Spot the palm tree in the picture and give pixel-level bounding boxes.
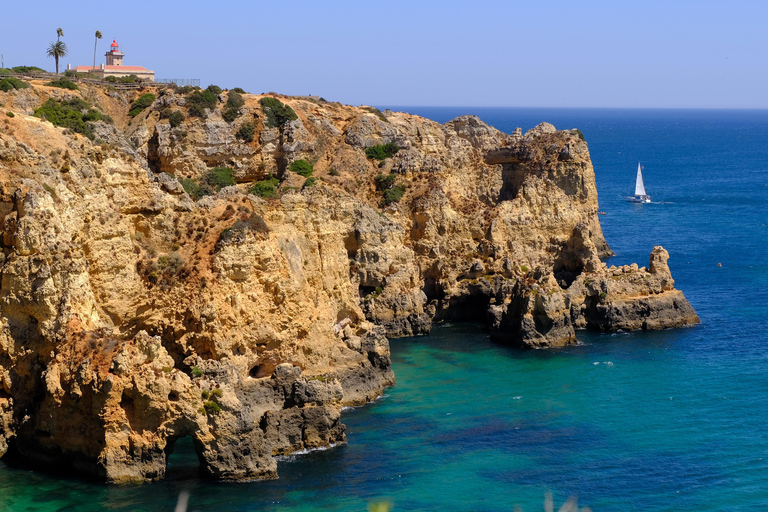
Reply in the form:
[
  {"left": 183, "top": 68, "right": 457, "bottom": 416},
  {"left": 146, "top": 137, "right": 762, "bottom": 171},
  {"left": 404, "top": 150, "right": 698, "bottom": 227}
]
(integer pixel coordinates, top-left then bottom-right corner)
[
  {"left": 47, "top": 41, "right": 68, "bottom": 74},
  {"left": 93, "top": 30, "right": 102, "bottom": 71},
  {"left": 56, "top": 27, "right": 64, "bottom": 41}
]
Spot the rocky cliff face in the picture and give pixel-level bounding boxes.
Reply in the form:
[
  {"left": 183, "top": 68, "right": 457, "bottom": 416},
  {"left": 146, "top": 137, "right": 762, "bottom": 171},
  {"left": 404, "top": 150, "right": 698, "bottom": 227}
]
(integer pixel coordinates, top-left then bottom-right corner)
[{"left": 0, "top": 81, "right": 698, "bottom": 482}]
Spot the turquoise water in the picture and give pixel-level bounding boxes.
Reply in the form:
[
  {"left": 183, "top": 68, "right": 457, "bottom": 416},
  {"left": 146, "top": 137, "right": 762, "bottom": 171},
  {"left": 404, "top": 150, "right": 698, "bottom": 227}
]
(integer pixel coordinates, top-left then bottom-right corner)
[{"left": 2, "top": 108, "right": 767, "bottom": 511}]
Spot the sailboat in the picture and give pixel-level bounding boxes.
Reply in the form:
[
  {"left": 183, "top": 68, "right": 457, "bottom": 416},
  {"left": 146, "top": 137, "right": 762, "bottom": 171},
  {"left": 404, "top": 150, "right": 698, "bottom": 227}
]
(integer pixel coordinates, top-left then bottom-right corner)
[{"left": 627, "top": 162, "right": 651, "bottom": 203}]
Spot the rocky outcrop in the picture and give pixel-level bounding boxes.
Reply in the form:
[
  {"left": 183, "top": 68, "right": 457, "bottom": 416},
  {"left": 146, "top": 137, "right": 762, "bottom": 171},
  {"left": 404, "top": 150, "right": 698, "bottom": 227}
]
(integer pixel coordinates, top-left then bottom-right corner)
[{"left": 0, "top": 82, "right": 697, "bottom": 482}]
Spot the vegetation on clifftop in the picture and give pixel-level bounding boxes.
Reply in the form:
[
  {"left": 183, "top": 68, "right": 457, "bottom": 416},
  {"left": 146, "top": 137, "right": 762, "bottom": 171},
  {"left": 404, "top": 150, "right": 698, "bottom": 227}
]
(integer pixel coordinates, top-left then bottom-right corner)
[
  {"left": 34, "top": 98, "right": 111, "bottom": 140},
  {"left": 259, "top": 97, "right": 297, "bottom": 128}
]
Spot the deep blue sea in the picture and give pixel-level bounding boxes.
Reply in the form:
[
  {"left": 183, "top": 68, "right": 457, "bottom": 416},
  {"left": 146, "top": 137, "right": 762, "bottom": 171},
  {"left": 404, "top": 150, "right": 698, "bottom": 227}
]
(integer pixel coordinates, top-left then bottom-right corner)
[{"left": 2, "top": 108, "right": 767, "bottom": 511}]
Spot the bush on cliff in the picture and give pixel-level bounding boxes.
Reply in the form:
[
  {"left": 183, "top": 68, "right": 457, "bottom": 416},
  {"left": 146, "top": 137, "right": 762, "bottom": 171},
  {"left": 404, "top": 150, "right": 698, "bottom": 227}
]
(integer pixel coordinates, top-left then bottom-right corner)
[
  {"left": 0, "top": 78, "right": 30, "bottom": 92},
  {"left": 223, "top": 91, "right": 245, "bottom": 123},
  {"left": 375, "top": 173, "right": 406, "bottom": 205},
  {"left": 180, "top": 167, "right": 236, "bottom": 200},
  {"left": 236, "top": 121, "right": 254, "bottom": 142},
  {"left": 249, "top": 175, "right": 280, "bottom": 198},
  {"left": 45, "top": 77, "right": 78, "bottom": 90},
  {"left": 204, "top": 166, "right": 236, "bottom": 190},
  {"left": 10, "top": 66, "right": 45, "bottom": 74},
  {"left": 288, "top": 159, "right": 313, "bottom": 177},
  {"left": 168, "top": 110, "right": 185, "bottom": 128},
  {"left": 259, "top": 97, "right": 297, "bottom": 128},
  {"left": 365, "top": 142, "right": 400, "bottom": 160},
  {"left": 186, "top": 89, "right": 218, "bottom": 118},
  {"left": 129, "top": 93, "right": 156, "bottom": 117},
  {"left": 34, "top": 98, "right": 98, "bottom": 140}
]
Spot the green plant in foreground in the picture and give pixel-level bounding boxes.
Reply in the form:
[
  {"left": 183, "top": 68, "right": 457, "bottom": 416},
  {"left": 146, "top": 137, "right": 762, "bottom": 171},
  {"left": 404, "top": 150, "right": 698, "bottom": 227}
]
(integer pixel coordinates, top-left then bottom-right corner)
[
  {"left": 303, "top": 177, "right": 317, "bottom": 188},
  {"left": 191, "top": 366, "right": 203, "bottom": 378},
  {"left": 289, "top": 159, "right": 313, "bottom": 177}
]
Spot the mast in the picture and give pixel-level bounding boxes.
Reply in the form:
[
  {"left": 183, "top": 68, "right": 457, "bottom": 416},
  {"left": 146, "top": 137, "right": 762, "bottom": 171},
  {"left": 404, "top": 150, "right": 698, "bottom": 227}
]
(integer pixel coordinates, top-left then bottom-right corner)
[{"left": 635, "top": 162, "right": 646, "bottom": 196}]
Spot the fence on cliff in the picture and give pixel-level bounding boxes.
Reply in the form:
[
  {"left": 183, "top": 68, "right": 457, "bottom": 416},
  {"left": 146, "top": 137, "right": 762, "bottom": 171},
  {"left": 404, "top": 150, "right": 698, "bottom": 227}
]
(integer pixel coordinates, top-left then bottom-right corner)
[{"left": 0, "top": 71, "right": 200, "bottom": 90}]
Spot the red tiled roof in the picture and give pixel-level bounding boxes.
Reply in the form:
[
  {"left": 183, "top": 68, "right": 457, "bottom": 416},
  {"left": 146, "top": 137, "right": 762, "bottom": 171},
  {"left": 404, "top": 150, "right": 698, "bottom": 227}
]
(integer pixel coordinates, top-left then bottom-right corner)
[
  {"left": 71, "top": 65, "right": 152, "bottom": 72},
  {"left": 104, "top": 66, "right": 151, "bottom": 72}
]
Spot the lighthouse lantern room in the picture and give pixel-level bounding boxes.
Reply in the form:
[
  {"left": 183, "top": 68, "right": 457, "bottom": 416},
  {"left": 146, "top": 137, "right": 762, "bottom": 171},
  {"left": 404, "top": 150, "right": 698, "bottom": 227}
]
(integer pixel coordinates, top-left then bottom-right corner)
[{"left": 105, "top": 39, "right": 124, "bottom": 66}]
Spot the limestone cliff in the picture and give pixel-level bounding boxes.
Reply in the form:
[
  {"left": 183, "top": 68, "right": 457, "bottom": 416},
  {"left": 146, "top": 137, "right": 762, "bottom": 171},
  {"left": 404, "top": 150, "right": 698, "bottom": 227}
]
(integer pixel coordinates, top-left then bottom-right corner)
[{"left": 0, "top": 81, "right": 698, "bottom": 482}]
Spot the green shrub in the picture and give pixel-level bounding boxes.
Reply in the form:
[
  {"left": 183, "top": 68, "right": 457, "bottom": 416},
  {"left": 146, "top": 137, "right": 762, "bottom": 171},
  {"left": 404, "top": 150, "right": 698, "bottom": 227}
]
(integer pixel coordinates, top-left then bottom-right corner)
[
  {"left": 180, "top": 177, "right": 208, "bottom": 200},
  {"left": 206, "top": 84, "right": 222, "bottom": 95},
  {"left": 187, "top": 89, "right": 217, "bottom": 117},
  {"left": 204, "top": 166, "right": 236, "bottom": 189},
  {"left": 203, "top": 401, "right": 221, "bottom": 415},
  {"left": 236, "top": 121, "right": 254, "bottom": 142},
  {"left": 226, "top": 91, "right": 244, "bottom": 109},
  {"left": 365, "top": 142, "right": 400, "bottom": 160},
  {"left": 168, "top": 110, "right": 185, "bottom": 128},
  {"left": 187, "top": 104, "right": 205, "bottom": 118},
  {"left": 383, "top": 185, "right": 406, "bottom": 205},
  {"left": 6, "top": 112, "right": 14, "bottom": 118},
  {"left": 34, "top": 98, "right": 96, "bottom": 140},
  {"left": 201, "top": 390, "right": 209, "bottom": 399},
  {"left": 231, "top": 87, "right": 246, "bottom": 94},
  {"left": 104, "top": 75, "right": 138, "bottom": 84},
  {"left": 129, "top": 93, "right": 156, "bottom": 117},
  {"left": 82, "top": 108, "right": 103, "bottom": 122},
  {"left": 289, "top": 159, "right": 313, "bottom": 177},
  {"left": 574, "top": 128, "right": 585, "bottom": 141},
  {"left": 329, "top": 168, "right": 339, "bottom": 176},
  {"left": 249, "top": 175, "right": 280, "bottom": 198},
  {"left": 374, "top": 173, "right": 397, "bottom": 190},
  {"left": 0, "top": 78, "right": 30, "bottom": 92},
  {"left": 374, "top": 173, "right": 405, "bottom": 205},
  {"left": 178, "top": 85, "right": 198, "bottom": 95},
  {"left": 259, "top": 97, "right": 297, "bottom": 128},
  {"left": 191, "top": 366, "right": 203, "bottom": 377},
  {"left": 11, "top": 66, "right": 45, "bottom": 74},
  {"left": 45, "top": 77, "right": 78, "bottom": 90},
  {"left": 222, "top": 107, "right": 239, "bottom": 123},
  {"left": 303, "top": 177, "right": 317, "bottom": 188}
]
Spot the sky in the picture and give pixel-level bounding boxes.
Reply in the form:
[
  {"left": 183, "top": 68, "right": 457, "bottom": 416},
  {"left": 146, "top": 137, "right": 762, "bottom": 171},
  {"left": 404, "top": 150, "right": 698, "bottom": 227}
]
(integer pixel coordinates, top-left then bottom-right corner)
[{"left": 2, "top": 0, "right": 766, "bottom": 108}]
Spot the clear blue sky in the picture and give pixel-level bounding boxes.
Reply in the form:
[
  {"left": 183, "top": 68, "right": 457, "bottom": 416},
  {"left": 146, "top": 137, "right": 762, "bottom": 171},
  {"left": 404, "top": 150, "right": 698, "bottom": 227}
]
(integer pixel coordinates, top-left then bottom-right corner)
[{"left": 2, "top": 0, "right": 766, "bottom": 108}]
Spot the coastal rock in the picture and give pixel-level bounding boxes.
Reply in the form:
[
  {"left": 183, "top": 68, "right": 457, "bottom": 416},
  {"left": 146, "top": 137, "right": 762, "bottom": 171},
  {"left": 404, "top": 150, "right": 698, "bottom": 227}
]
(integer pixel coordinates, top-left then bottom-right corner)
[{"left": 0, "top": 82, "right": 698, "bottom": 482}]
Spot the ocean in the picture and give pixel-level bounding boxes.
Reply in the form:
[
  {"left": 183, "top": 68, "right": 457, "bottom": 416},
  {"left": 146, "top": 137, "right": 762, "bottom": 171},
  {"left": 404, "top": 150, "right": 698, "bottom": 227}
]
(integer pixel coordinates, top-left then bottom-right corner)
[{"left": 1, "top": 107, "right": 767, "bottom": 511}]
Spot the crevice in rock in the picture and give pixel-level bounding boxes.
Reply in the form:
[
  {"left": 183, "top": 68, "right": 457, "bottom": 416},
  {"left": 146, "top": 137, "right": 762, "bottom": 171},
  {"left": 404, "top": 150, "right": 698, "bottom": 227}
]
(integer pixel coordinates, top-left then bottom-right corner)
[
  {"left": 146, "top": 131, "right": 161, "bottom": 174},
  {"left": 499, "top": 163, "right": 525, "bottom": 201}
]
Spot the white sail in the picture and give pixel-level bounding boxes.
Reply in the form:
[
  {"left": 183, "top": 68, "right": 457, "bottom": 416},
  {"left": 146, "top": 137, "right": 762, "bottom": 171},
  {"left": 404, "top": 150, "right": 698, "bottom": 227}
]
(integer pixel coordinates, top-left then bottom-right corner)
[{"left": 634, "top": 162, "right": 647, "bottom": 196}]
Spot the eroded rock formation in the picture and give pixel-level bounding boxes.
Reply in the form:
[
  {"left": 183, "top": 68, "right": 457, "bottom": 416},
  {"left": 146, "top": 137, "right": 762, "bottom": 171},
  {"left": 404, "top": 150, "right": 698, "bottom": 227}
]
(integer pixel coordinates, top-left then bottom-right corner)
[{"left": 0, "top": 81, "right": 697, "bottom": 482}]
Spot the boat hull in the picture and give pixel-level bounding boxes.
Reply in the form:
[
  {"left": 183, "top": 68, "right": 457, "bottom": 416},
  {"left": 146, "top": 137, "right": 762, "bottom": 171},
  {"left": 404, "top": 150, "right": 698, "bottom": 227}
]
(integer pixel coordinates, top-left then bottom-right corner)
[{"left": 627, "top": 195, "right": 651, "bottom": 203}]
